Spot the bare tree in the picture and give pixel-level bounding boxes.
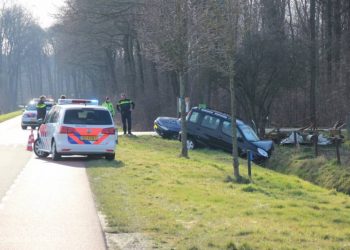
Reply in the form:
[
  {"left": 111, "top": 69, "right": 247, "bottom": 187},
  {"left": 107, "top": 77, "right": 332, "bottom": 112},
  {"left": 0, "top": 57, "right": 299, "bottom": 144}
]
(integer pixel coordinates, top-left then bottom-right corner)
[{"left": 138, "top": 0, "right": 200, "bottom": 158}]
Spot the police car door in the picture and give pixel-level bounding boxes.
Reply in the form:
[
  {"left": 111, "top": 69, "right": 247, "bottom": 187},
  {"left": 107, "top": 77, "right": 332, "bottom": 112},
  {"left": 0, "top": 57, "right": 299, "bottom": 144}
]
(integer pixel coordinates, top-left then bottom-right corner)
[
  {"left": 46, "top": 107, "right": 60, "bottom": 152},
  {"left": 39, "top": 108, "right": 55, "bottom": 151}
]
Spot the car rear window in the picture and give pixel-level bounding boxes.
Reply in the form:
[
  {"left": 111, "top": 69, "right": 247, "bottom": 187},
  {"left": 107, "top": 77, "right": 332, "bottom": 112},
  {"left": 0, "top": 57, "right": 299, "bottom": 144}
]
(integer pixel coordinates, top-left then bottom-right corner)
[{"left": 64, "top": 109, "right": 112, "bottom": 125}]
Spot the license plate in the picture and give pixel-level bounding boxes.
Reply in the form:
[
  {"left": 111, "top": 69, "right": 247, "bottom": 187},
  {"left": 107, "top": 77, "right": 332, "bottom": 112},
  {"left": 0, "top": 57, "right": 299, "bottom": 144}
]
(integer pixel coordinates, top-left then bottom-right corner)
[{"left": 81, "top": 136, "right": 98, "bottom": 141}]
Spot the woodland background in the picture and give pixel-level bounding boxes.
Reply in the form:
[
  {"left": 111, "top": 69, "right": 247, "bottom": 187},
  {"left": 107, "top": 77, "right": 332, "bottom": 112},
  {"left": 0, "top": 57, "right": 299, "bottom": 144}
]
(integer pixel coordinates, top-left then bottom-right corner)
[{"left": 0, "top": 0, "right": 349, "bottom": 132}]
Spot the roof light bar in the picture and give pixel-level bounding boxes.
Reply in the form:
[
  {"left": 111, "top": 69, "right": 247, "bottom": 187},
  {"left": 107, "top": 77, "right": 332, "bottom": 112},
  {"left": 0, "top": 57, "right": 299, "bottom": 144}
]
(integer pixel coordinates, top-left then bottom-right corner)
[{"left": 58, "top": 99, "right": 99, "bottom": 106}]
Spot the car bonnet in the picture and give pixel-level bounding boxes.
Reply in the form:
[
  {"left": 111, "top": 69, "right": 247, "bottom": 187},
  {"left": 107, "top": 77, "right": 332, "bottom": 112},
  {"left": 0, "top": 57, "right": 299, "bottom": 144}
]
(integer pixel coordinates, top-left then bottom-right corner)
[{"left": 250, "top": 140, "right": 273, "bottom": 151}]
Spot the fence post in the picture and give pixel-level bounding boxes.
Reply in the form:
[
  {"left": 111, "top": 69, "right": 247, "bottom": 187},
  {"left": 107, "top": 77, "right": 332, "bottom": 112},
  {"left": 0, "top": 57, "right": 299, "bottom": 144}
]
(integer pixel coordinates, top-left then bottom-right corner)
[
  {"left": 312, "top": 132, "right": 318, "bottom": 157},
  {"left": 247, "top": 150, "right": 252, "bottom": 180},
  {"left": 293, "top": 131, "right": 300, "bottom": 150},
  {"left": 336, "top": 138, "right": 341, "bottom": 165}
]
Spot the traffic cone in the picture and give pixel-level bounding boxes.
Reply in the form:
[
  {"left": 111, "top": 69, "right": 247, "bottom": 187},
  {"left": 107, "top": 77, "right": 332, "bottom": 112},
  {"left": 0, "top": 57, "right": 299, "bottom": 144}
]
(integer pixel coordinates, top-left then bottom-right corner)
[
  {"left": 26, "top": 130, "right": 33, "bottom": 151},
  {"left": 29, "top": 129, "right": 34, "bottom": 143}
]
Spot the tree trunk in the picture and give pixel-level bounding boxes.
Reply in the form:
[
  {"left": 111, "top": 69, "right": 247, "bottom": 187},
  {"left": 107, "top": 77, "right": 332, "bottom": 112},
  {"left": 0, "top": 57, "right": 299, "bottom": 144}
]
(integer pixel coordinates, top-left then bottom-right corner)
[
  {"left": 229, "top": 60, "right": 240, "bottom": 180},
  {"left": 310, "top": 0, "right": 317, "bottom": 128},
  {"left": 179, "top": 71, "right": 188, "bottom": 158}
]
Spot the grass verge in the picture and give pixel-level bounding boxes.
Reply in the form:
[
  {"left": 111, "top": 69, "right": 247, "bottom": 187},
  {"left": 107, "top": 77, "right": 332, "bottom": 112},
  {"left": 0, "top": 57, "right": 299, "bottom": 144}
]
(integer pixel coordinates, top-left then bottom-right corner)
[
  {"left": 87, "top": 136, "right": 350, "bottom": 250},
  {"left": 0, "top": 110, "right": 22, "bottom": 123},
  {"left": 266, "top": 145, "right": 350, "bottom": 195}
]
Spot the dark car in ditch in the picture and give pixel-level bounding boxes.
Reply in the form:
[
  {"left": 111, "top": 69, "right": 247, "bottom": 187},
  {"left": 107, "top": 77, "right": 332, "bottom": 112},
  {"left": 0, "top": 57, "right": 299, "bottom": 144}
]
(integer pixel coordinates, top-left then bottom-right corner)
[
  {"left": 182, "top": 107, "right": 274, "bottom": 161},
  {"left": 154, "top": 117, "right": 181, "bottom": 139}
]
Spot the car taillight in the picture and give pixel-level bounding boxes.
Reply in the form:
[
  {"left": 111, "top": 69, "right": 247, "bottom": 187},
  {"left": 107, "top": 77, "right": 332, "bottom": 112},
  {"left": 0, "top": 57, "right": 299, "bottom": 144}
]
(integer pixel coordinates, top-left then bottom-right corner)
[
  {"left": 102, "top": 127, "right": 115, "bottom": 134},
  {"left": 59, "top": 126, "right": 76, "bottom": 134}
]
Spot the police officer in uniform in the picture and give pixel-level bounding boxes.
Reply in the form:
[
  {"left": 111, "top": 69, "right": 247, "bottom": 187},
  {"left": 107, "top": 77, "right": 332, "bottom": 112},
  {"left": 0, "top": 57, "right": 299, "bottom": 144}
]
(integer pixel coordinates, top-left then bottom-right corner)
[
  {"left": 116, "top": 93, "right": 135, "bottom": 135},
  {"left": 36, "top": 95, "right": 47, "bottom": 122}
]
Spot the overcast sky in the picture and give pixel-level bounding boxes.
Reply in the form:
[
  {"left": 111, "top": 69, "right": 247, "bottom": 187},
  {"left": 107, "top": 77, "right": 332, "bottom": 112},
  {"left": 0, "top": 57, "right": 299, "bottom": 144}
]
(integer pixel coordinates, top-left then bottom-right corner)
[{"left": 4, "top": 0, "right": 66, "bottom": 28}]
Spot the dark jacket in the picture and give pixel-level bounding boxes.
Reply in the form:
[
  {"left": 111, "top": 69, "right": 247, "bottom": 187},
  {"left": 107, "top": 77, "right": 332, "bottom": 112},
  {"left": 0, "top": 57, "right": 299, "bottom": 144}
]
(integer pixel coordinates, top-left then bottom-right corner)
[
  {"left": 36, "top": 101, "right": 47, "bottom": 121},
  {"left": 117, "top": 98, "right": 135, "bottom": 114}
]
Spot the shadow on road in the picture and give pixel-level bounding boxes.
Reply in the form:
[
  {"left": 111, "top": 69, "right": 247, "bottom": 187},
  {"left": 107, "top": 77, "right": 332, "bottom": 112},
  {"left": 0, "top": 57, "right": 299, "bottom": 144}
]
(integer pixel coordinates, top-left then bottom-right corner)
[{"left": 35, "top": 156, "right": 124, "bottom": 169}]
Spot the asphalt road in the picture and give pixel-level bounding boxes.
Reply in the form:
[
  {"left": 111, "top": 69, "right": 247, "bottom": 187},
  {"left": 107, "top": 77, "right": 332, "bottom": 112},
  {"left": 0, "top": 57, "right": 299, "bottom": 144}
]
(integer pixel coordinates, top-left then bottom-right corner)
[{"left": 0, "top": 117, "right": 106, "bottom": 250}]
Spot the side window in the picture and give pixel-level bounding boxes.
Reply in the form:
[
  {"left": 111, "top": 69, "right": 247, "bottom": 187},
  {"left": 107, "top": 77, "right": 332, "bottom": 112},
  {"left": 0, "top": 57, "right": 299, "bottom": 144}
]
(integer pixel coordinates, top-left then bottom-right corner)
[
  {"left": 188, "top": 111, "right": 200, "bottom": 123},
  {"left": 222, "top": 121, "right": 243, "bottom": 138},
  {"left": 222, "top": 121, "right": 232, "bottom": 136},
  {"left": 201, "top": 115, "right": 220, "bottom": 130}
]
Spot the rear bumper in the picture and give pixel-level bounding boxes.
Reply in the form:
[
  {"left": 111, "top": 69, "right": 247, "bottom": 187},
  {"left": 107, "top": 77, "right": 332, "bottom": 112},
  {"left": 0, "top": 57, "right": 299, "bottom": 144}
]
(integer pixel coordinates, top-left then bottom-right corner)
[
  {"left": 56, "top": 146, "right": 116, "bottom": 155},
  {"left": 56, "top": 137, "right": 116, "bottom": 155}
]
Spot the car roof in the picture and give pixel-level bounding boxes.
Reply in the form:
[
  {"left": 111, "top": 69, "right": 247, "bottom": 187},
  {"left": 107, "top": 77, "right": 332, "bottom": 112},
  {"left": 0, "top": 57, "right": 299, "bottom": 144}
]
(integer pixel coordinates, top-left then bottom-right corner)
[{"left": 191, "top": 107, "right": 245, "bottom": 125}]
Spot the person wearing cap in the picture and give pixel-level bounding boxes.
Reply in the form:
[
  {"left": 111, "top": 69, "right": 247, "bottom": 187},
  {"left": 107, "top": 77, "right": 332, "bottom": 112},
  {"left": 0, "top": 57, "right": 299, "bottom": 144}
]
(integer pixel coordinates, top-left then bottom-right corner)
[
  {"left": 102, "top": 96, "right": 115, "bottom": 118},
  {"left": 36, "top": 95, "right": 47, "bottom": 121},
  {"left": 116, "top": 93, "right": 135, "bottom": 135}
]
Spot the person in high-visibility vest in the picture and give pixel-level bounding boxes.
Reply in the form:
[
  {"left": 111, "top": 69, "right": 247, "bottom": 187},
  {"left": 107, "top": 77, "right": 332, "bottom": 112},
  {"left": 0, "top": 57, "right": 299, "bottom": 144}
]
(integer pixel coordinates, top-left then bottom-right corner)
[
  {"left": 102, "top": 96, "right": 115, "bottom": 118},
  {"left": 116, "top": 93, "right": 135, "bottom": 135},
  {"left": 36, "top": 95, "right": 47, "bottom": 121}
]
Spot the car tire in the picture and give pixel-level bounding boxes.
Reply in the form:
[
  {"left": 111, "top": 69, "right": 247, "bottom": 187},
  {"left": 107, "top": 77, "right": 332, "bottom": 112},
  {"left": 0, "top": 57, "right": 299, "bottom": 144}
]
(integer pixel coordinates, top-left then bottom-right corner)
[
  {"left": 31, "top": 126, "right": 36, "bottom": 129},
  {"left": 105, "top": 153, "right": 115, "bottom": 161},
  {"left": 51, "top": 141, "right": 61, "bottom": 161},
  {"left": 34, "top": 139, "right": 49, "bottom": 158},
  {"left": 186, "top": 138, "right": 196, "bottom": 150},
  {"left": 22, "top": 125, "right": 27, "bottom": 130}
]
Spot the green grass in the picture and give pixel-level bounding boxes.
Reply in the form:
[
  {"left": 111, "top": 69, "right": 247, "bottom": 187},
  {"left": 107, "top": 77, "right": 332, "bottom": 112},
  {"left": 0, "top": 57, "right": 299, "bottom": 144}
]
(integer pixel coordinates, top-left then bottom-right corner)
[
  {"left": 87, "top": 136, "right": 350, "bottom": 250},
  {"left": 0, "top": 110, "right": 22, "bottom": 123},
  {"left": 266, "top": 146, "right": 350, "bottom": 195}
]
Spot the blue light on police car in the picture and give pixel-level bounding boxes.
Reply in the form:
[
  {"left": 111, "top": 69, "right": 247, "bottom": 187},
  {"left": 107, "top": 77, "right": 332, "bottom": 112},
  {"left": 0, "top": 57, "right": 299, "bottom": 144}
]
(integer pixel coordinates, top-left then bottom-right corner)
[{"left": 90, "top": 99, "right": 99, "bottom": 105}]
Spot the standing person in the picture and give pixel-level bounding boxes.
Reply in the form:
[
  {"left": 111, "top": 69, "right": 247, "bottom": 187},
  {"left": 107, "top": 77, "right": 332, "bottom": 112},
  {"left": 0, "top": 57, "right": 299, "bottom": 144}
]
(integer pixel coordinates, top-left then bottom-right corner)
[
  {"left": 60, "top": 95, "right": 66, "bottom": 99},
  {"left": 116, "top": 93, "right": 135, "bottom": 135},
  {"left": 36, "top": 95, "right": 47, "bottom": 122},
  {"left": 102, "top": 96, "right": 115, "bottom": 118}
]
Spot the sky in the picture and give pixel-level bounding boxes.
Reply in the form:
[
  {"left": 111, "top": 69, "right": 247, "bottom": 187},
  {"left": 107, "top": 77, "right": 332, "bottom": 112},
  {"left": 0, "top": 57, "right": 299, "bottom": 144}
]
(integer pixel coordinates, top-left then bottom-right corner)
[{"left": 5, "top": 0, "right": 66, "bottom": 28}]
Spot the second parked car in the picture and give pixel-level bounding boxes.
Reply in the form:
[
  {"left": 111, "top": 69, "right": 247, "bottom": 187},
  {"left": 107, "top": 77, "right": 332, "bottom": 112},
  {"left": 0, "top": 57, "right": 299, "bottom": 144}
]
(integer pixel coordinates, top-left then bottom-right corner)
[
  {"left": 154, "top": 117, "right": 181, "bottom": 139},
  {"left": 21, "top": 98, "right": 55, "bottom": 129},
  {"left": 182, "top": 107, "right": 274, "bottom": 161}
]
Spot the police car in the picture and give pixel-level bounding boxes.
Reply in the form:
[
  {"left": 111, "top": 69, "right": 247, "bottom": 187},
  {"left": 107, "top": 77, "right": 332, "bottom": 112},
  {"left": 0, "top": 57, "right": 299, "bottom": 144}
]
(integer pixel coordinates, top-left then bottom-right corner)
[
  {"left": 21, "top": 98, "right": 55, "bottom": 129},
  {"left": 33, "top": 99, "right": 117, "bottom": 161}
]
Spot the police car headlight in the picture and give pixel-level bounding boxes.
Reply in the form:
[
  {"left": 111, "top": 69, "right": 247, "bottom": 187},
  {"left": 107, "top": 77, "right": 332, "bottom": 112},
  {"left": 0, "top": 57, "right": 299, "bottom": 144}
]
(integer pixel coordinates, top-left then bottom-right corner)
[{"left": 257, "top": 148, "right": 268, "bottom": 158}]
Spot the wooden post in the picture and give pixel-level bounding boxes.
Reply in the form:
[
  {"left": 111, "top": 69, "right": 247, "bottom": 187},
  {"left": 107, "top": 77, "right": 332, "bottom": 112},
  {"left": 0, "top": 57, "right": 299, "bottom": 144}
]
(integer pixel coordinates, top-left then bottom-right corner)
[
  {"left": 336, "top": 138, "right": 341, "bottom": 165},
  {"left": 347, "top": 114, "right": 350, "bottom": 140},
  {"left": 293, "top": 131, "right": 297, "bottom": 147},
  {"left": 313, "top": 132, "right": 319, "bottom": 157},
  {"left": 247, "top": 150, "right": 252, "bottom": 179}
]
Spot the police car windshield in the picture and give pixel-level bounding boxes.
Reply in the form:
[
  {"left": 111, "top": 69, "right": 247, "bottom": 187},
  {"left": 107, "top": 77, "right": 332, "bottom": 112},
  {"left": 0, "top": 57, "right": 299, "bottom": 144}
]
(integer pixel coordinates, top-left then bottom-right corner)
[
  {"left": 240, "top": 125, "right": 260, "bottom": 142},
  {"left": 26, "top": 105, "right": 36, "bottom": 111},
  {"left": 26, "top": 103, "right": 53, "bottom": 111},
  {"left": 64, "top": 109, "right": 112, "bottom": 125}
]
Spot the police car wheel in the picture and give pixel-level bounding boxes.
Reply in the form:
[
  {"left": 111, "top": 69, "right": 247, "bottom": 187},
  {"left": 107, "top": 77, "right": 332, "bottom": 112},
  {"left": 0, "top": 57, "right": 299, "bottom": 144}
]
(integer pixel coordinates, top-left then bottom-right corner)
[
  {"left": 34, "top": 139, "right": 49, "bottom": 158},
  {"left": 105, "top": 153, "right": 115, "bottom": 161},
  {"left": 22, "top": 125, "right": 27, "bottom": 130},
  {"left": 51, "top": 141, "right": 61, "bottom": 161}
]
